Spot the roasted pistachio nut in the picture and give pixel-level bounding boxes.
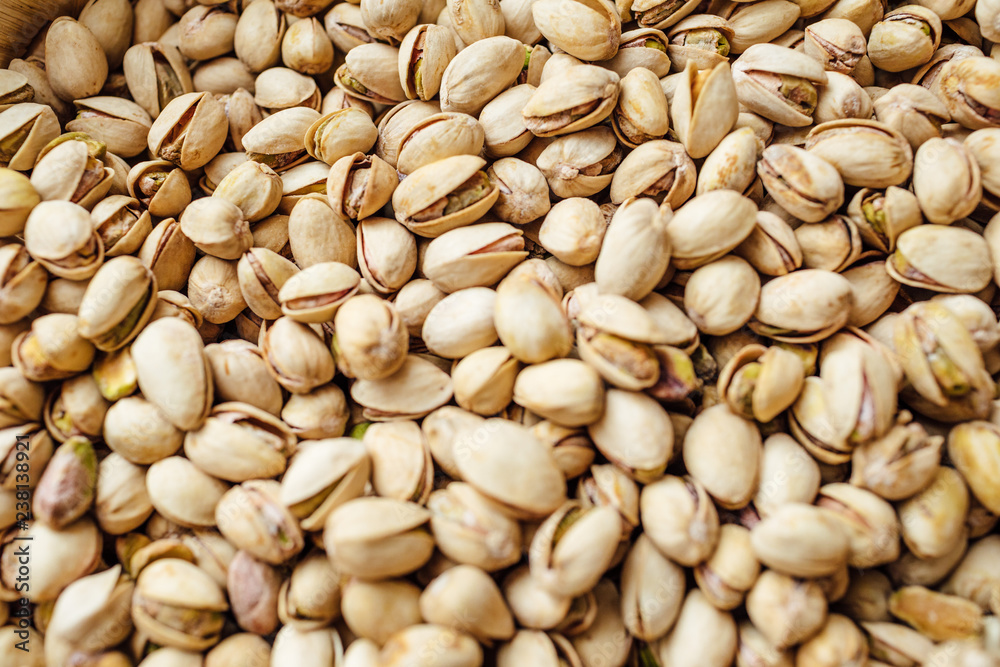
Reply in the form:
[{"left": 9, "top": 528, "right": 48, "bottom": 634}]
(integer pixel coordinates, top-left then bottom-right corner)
[
  {"left": 0, "top": 243, "right": 45, "bottom": 325},
  {"left": 733, "top": 44, "right": 829, "bottom": 127},
  {"left": 609, "top": 140, "right": 696, "bottom": 209},
  {"left": 12, "top": 313, "right": 96, "bottom": 382},
  {"left": 128, "top": 160, "right": 192, "bottom": 219},
  {"left": 522, "top": 65, "right": 620, "bottom": 138},
  {"left": 912, "top": 137, "right": 982, "bottom": 224},
  {"left": 846, "top": 186, "right": 921, "bottom": 255},
  {"left": 439, "top": 37, "right": 526, "bottom": 116},
  {"left": 398, "top": 24, "right": 458, "bottom": 101},
  {"left": 393, "top": 155, "right": 499, "bottom": 237},
  {"left": 147, "top": 92, "right": 228, "bottom": 171},
  {"left": 335, "top": 43, "right": 407, "bottom": 106},
  {"left": 215, "top": 480, "right": 304, "bottom": 565},
  {"left": 666, "top": 189, "right": 757, "bottom": 270},
  {"left": 889, "top": 224, "right": 991, "bottom": 295},
  {"left": 804, "top": 119, "right": 913, "bottom": 188},
  {"left": 423, "top": 221, "right": 527, "bottom": 292},
  {"left": 757, "top": 144, "right": 844, "bottom": 223},
  {"left": 428, "top": 481, "right": 522, "bottom": 571},
  {"left": 868, "top": 6, "right": 942, "bottom": 73},
  {"left": 0, "top": 168, "right": 39, "bottom": 236},
  {"left": 531, "top": 0, "right": 621, "bottom": 60},
  {"left": 132, "top": 558, "right": 228, "bottom": 651},
  {"left": 236, "top": 248, "right": 299, "bottom": 322},
  {"left": 888, "top": 586, "right": 983, "bottom": 641},
  {"left": 0, "top": 103, "right": 60, "bottom": 173},
  {"left": 751, "top": 269, "right": 853, "bottom": 343},
  {"left": 33, "top": 436, "right": 97, "bottom": 529},
  {"left": 322, "top": 496, "right": 433, "bottom": 579},
  {"left": 23, "top": 200, "right": 104, "bottom": 281},
  {"left": 260, "top": 316, "right": 335, "bottom": 394},
  {"left": 897, "top": 466, "right": 970, "bottom": 559},
  {"left": 872, "top": 83, "right": 950, "bottom": 150},
  {"left": 750, "top": 503, "right": 850, "bottom": 577},
  {"left": 947, "top": 422, "right": 1000, "bottom": 514},
  {"left": 77, "top": 256, "right": 156, "bottom": 352},
  {"left": 671, "top": 60, "right": 739, "bottom": 158},
  {"left": 640, "top": 475, "right": 719, "bottom": 566},
  {"left": 746, "top": 569, "right": 827, "bottom": 648}
]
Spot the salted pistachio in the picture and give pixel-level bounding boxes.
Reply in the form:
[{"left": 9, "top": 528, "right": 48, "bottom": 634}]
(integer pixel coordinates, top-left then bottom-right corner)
[
  {"left": 890, "top": 226, "right": 992, "bottom": 300},
  {"left": 127, "top": 160, "right": 191, "bottom": 219},
  {"left": 683, "top": 403, "right": 762, "bottom": 509},
  {"left": 303, "top": 109, "right": 377, "bottom": 168},
  {"left": 94, "top": 451, "right": 153, "bottom": 538},
  {"left": 868, "top": 6, "right": 941, "bottom": 73},
  {"left": 862, "top": 621, "right": 937, "bottom": 667},
  {"left": 331, "top": 294, "right": 407, "bottom": 380},
  {"left": 0, "top": 367, "right": 43, "bottom": 429},
  {"left": 530, "top": 0, "right": 621, "bottom": 60},
  {"left": 278, "top": 15, "right": 333, "bottom": 75},
  {"left": 0, "top": 425, "right": 53, "bottom": 492},
  {"left": 696, "top": 127, "right": 757, "bottom": 198},
  {"left": 609, "top": 140, "right": 696, "bottom": 208},
  {"left": 753, "top": 433, "right": 821, "bottom": 518},
  {"left": 733, "top": 211, "right": 802, "bottom": 276},
  {"left": 397, "top": 112, "right": 485, "bottom": 175},
  {"left": 538, "top": 198, "right": 605, "bottom": 266},
  {"left": 226, "top": 549, "right": 281, "bottom": 637},
  {"left": 942, "top": 534, "right": 1000, "bottom": 614},
  {"left": 393, "top": 155, "right": 498, "bottom": 237},
  {"left": 147, "top": 460, "right": 224, "bottom": 530},
  {"left": 241, "top": 107, "right": 319, "bottom": 172},
  {"left": 843, "top": 255, "right": 896, "bottom": 328},
  {"left": 147, "top": 92, "right": 228, "bottom": 171},
  {"left": 187, "top": 256, "right": 246, "bottom": 325},
  {"left": 184, "top": 401, "right": 296, "bottom": 483},
  {"left": 201, "top": 341, "right": 280, "bottom": 418},
  {"left": 450, "top": 346, "right": 518, "bottom": 416},
  {"left": 888, "top": 586, "right": 982, "bottom": 641},
  {"left": 398, "top": 24, "right": 457, "bottom": 102},
  {"left": 417, "top": 565, "right": 514, "bottom": 644},
  {"left": 253, "top": 67, "right": 321, "bottom": 114},
  {"left": 272, "top": 262, "right": 358, "bottom": 324},
  {"left": 733, "top": 44, "right": 829, "bottom": 127},
  {"left": 610, "top": 68, "right": 670, "bottom": 151},
  {"left": 276, "top": 161, "right": 330, "bottom": 214},
  {"left": 721, "top": 0, "right": 803, "bottom": 54},
  {"left": 619, "top": 532, "right": 685, "bottom": 641},
  {"left": 325, "top": 156, "right": 395, "bottom": 224},
  {"left": 340, "top": 577, "right": 422, "bottom": 646},
  {"left": 671, "top": 60, "right": 739, "bottom": 158},
  {"left": 217, "top": 88, "right": 263, "bottom": 154},
  {"left": 745, "top": 570, "right": 827, "bottom": 648},
  {"left": 804, "top": 19, "right": 867, "bottom": 74},
  {"left": 0, "top": 243, "right": 45, "bottom": 325},
  {"left": 751, "top": 503, "right": 851, "bottom": 577},
  {"left": 76, "top": 256, "right": 156, "bottom": 353},
  {"left": 259, "top": 316, "right": 335, "bottom": 394},
  {"left": 735, "top": 621, "right": 796, "bottom": 667},
  {"left": 174, "top": 3, "right": 237, "bottom": 61},
  {"left": 536, "top": 126, "right": 623, "bottom": 199},
  {"left": 235, "top": 248, "right": 298, "bottom": 322},
  {"left": 497, "top": 630, "right": 582, "bottom": 666},
  {"left": 693, "top": 524, "right": 758, "bottom": 613},
  {"left": 529, "top": 501, "right": 621, "bottom": 599},
  {"left": 479, "top": 85, "right": 536, "bottom": 159},
  {"left": 419, "top": 288, "right": 496, "bottom": 360},
  {"left": 32, "top": 436, "right": 97, "bottom": 530},
  {"left": 717, "top": 344, "right": 805, "bottom": 423},
  {"left": 322, "top": 496, "right": 433, "bottom": 578},
  {"left": 215, "top": 479, "right": 304, "bottom": 565},
  {"left": 101, "top": 395, "right": 183, "bottom": 466},
  {"left": 653, "top": 589, "right": 737, "bottom": 667},
  {"left": 277, "top": 384, "right": 346, "bottom": 441},
  {"left": 640, "top": 475, "right": 718, "bottom": 566},
  {"left": 44, "top": 565, "right": 134, "bottom": 666},
  {"left": 0, "top": 168, "right": 38, "bottom": 236},
  {"left": 29, "top": 135, "right": 113, "bottom": 210},
  {"left": 273, "top": 553, "right": 341, "bottom": 632},
  {"left": 233, "top": 0, "right": 285, "bottom": 73},
  {"left": 439, "top": 37, "right": 527, "bottom": 116},
  {"left": 212, "top": 161, "right": 282, "bottom": 224},
  {"left": 428, "top": 481, "right": 522, "bottom": 571},
  {"left": 812, "top": 71, "right": 873, "bottom": 124},
  {"left": 335, "top": 43, "right": 407, "bottom": 105},
  {"left": 0, "top": 70, "right": 31, "bottom": 107},
  {"left": 362, "top": 420, "right": 433, "bottom": 504},
  {"left": 577, "top": 293, "right": 671, "bottom": 390},
  {"left": 252, "top": 214, "right": 291, "bottom": 259},
  {"left": 512, "top": 359, "right": 604, "bottom": 428},
  {"left": 43, "top": 372, "right": 108, "bottom": 445},
  {"left": 684, "top": 256, "right": 761, "bottom": 336},
  {"left": 487, "top": 157, "right": 550, "bottom": 225},
  {"left": 665, "top": 17, "right": 733, "bottom": 72},
  {"left": 375, "top": 101, "right": 440, "bottom": 169},
  {"left": 666, "top": 190, "right": 757, "bottom": 270},
  {"left": 966, "top": 130, "right": 1000, "bottom": 205},
  {"left": 815, "top": 483, "right": 900, "bottom": 567},
  {"left": 44, "top": 17, "right": 108, "bottom": 103},
  {"left": 897, "top": 466, "right": 970, "bottom": 559},
  {"left": 912, "top": 137, "right": 982, "bottom": 224},
  {"left": 849, "top": 411, "right": 941, "bottom": 502},
  {"left": 751, "top": 269, "right": 853, "bottom": 343},
  {"left": 66, "top": 97, "right": 152, "bottom": 159},
  {"left": 0, "top": 103, "right": 60, "bottom": 172},
  {"left": 794, "top": 614, "right": 868, "bottom": 667},
  {"left": 846, "top": 186, "right": 921, "bottom": 256},
  {"left": 279, "top": 437, "right": 369, "bottom": 531},
  {"left": 88, "top": 195, "right": 151, "bottom": 260},
  {"left": 11, "top": 311, "right": 95, "bottom": 383},
  {"left": 947, "top": 421, "right": 1000, "bottom": 514},
  {"left": 132, "top": 559, "right": 228, "bottom": 651},
  {"left": 380, "top": 625, "right": 481, "bottom": 667},
  {"left": 872, "top": 83, "right": 950, "bottom": 150},
  {"left": 804, "top": 119, "right": 913, "bottom": 187},
  {"left": 522, "top": 65, "right": 620, "bottom": 138}
]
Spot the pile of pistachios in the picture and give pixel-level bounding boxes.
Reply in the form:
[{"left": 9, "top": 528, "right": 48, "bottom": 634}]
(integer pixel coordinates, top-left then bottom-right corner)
[{"left": 2, "top": 0, "right": 1000, "bottom": 664}]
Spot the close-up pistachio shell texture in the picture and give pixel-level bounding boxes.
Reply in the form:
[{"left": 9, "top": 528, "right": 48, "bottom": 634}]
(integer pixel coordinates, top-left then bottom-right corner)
[{"left": 3, "top": 0, "right": 1000, "bottom": 664}]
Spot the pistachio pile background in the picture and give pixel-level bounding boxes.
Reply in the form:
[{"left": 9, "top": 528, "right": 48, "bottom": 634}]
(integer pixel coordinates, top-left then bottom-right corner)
[{"left": 2, "top": 0, "right": 1000, "bottom": 664}]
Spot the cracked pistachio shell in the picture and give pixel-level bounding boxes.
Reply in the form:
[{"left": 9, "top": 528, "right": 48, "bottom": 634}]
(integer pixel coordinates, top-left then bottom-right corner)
[
  {"left": 750, "top": 503, "right": 850, "bottom": 577},
  {"left": 0, "top": 243, "right": 46, "bottom": 324},
  {"left": 236, "top": 248, "right": 299, "bottom": 321},
  {"left": 513, "top": 359, "right": 605, "bottom": 427},
  {"left": 364, "top": 420, "right": 435, "bottom": 503},
  {"left": 612, "top": 67, "right": 670, "bottom": 147},
  {"left": 206, "top": 633, "right": 271, "bottom": 667},
  {"left": 67, "top": 97, "right": 152, "bottom": 159},
  {"left": 888, "top": 586, "right": 982, "bottom": 641},
  {"left": 43, "top": 372, "right": 109, "bottom": 442},
  {"left": 797, "top": 214, "right": 864, "bottom": 273},
  {"left": 234, "top": 0, "right": 285, "bottom": 73},
  {"left": 453, "top": 346, "right": 520, "bottom": 415},
  {"left": 361, "top": 0, "right": 421, "bottom": 44},
  {"left": 399, "top": 24, "right": 458, "bottom": 101},
  {"left": 327, "top": 153, "right": 397, "bottom": 222},
  {"left": 684, "top": 256, "right": 760, "bottom": 336},
  {"left": 33, "top": 436, "right": 97, "bottom": 528},
  {"left": 422, "top": 222, "right": 528, "bottom": 292},
  {"left": 0, "top": 366, "right": 43, "bottom": 429},
  {"left": 280, "top": 16, "right": 334, "bottom": 75},
  {"left": 30, "top": 138, "right": 114, "bottom": 210},
  {"left": 897, "top": 466, "right": 969, "bottom": 559},
  {"left": 0, "top": 425, "right": 52, "bottom": 491},
  {"left": 717, "top": 343, "right": 805, "bottom": 423},
  {"left": 532, "top": 420, "right": 596, "bottom": 480},
  {"left": 751, "top": 269, "right": 853, "bottom": 343},
  {"left": 758, "top": 144, "right": 844, "bottom": 223},
  {"left": 397, "top": 112, "right": 485, "bottom": 175},
  {"left": 753, "top": 433, "right": 820, "bottom": 517},
  {"left": 260, "top": 316, "right": 335, "bottom": 394},
  {"left": 0, "top": 518, "right": 99, "bottom": 603},
  {"left": 217, "top": 480, "right": 304, "bottom": 565},
  {"left": 912, "top": 137, "right": 981, "bottom": 224},
  {"left": 381, "top": 625, "right": 482, "bottom": 667},
  {"left": 590, "top": 389, "right": 673, "bottom": 484},
  {"left": 532, "top": 0, "right": 620, "bottom": 60},
  {"left": 672, "top": 61, "right": 739, "bottom": 158},
  {"left": 494, "top": 261, "right": 574, "bottom": 363},
  {"left": 280, "top": 383, "right": 349, "bottom": 440},
  {"left": 0, "top": 168, "right": 39, "bottom": 236},
  {"left": 132, "top": 559, "right": 228, "bottom": 651},
  {"left": 0, "top": 104, "right": 60, "bottom": 172},
  {"left": 788, "top": 376, "right": 850, "bottom": 464},
  {"left": 804, "top": 19, "right": 866, "bottom": 74},
  {"left": 454, "top": 418, "right": 566, "bottom": 518},
  {"left": 538, "top": 198, "right": 605, "bottom": 266},
  {"left": 77, "top": 256, "right": 156, "bottom": 352},
  {"left": 146, "top": 455, "right": 228, "bottom": 528},
  {"left": 213, "top": 161, "right": 282, "bottom": 223},
  {"left": 868, "top": 6, "right": 941, "bottom": 73},
  {"left": 103, "top": 396, "right": 183, "bottom": 464},
  {"left": 91, "top": 195, "right": 152, "bottom": 259},
  {"left": 376, "top": 101, "right": 441, "bottom": 168},
  {"left": 428, "top": 480, "right": 522, "bottom": 570},
  {"left": 734, "top": 211, "right": 802, "bottom": 276},
  {"left": 334, "top": 295, "right": 408, "bottom": 379},
  {"left": 279, "top": 437, "right": 369, "bottom": 531},
  {"left": 602, "top": 28, "right": 672, "bottom": 79},
  {"left": 666, "top": 190, "right": 757, "bottom": 270},
  {"left": 888, "top": 225, "right": 991, "bottom": 294},
  {"left": 639, "top": 475, "right": 719, "bottom": 567},
  {"left": 128, "top": 160, "right": 192, "bottom": 219},
  {"left": 820, "top": 331, "right": 898, "bottom": 447},
  {"left": 816, "top": 483, "right": 900, "bottom": 567},
  {"left": 948, "top": 422, "right": 1000, "bottom": 514},
  {"left": 184, "top": 401, "right": 296, "bottom": 482},
  {"left": 227, "top": 550, "right": 281, "bottom": 636},
  {"left": 45, "top": 17, "right": 108, "bottom": 102},
  {"left": 241, "top": 107, "right": 319, "bottom": 172},
  {"left": 666, "top": 17, "right": 733, "bottom": 72},
  {"left": 653, "top": 589, "right": 737, "bottom": 667},
  {"left": 177, "top": 5, "right": 238, "bottom": 62},
  {"left": 179, "top": 198, "right": 253, "bottom": 262},
  {"left": 942, "top": 535, "right": 1000, "bottom": 612},
  {"left": 846, "top": 186, "right": 921, "bottom": 254},
  {"left": 862, "top": 621, "right": 936, "bottom": 666},
  {"left": 622, "top": 533, "right": 685, "bottom": 640},
  {"left": 683, "top": 404, "right": 762, "bottom": 509},
  {"left": 804, "top": 119, "right": 913, "bottom": 188},
  {"left": 480, "top": 85, "right": 537, "bottom": 159},
  {"left": 323, "top": 496, "right": 433, "bottom": 578},
  {"left": 530, "top": 502, "right": 621, "bottom": 598},
  {"left": 536, "top": 126, "right": 623, "bottom": 198},
  {"left": 335, "top": 43, "right": 407, "bottom": 105},
  {"left": 735, "top": 621, "right": 794, "bottom": 667},
  {"left": 873, "top": 83, "right": 950, "bottom": 150},
  {"left": 132, "top": 318, "right": 212, "bottom": 431},
  {"left": 121, "top": 42, "right": 193, "bottom": 120},
  {"left": 350, "top": 354, "right": 453, "bottom": 421},
  {"left": 746, "top": 570, "right": 827, "bottom": 648},
  {"left": 275, "top": 553, "right": 341, "bottom": 632},
  {"left": 23, "top": 201, "right": 104, "bottom": 281},
  {"left": 44, "top": 565, "right": 133, "bottom": 665},
  {"left": 147, "top": 93, "right": 228, "bottom": 171},
  {"left": 421, "top": 287, "right": 498, "bottom": 359},
  {"left": 439, "top": 37, "right": 526, "bottom": 116},
  {"left": 304, "top": 109, "right": 377, "bottom": 167},
  {"left": 523, "top": 65, "right": 620, "bottom": 138},
  {"left": 0, "top": 70, "right": 31, "bottom": 106},
  {"left": 253, "top": 67, "right": 320, "bottom": 114},
  {"left": 204, "top": 339, "right": 283, "bottom": 416},
  {"left": 11, "top": 313, "right": 95, "bottom": 382},
  {"left": 356, "top": 217, "right": 416, "bottom": 294},
  {"left": 277, "top": 262, "right": 360, "bottom": 323},
  {"left": 488, "top": 157, "right": 550, "bottom": 224},
  {"left": 609, "top": 140, "right": 696, "bottom": 208},
  {"left": 576, "top": 298, "right": 664, "bottom": 391},
  {"left": 850, "top": 412, "right": 942, "bottom": 501},
  {"left": 595, "top": 197, "right": 672, "bottom": 299},
  {"left": 696, "top": 524, "right": 759, "bottom": 610},
  {"left": 420, "top": 565, "right": 514, "bottom": 643},
  {"left": 392, "top": 155, "right": 499, "bottom": 237},
  {"left": 733, "top": 44, "right": 828, "bottom": 127}
]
